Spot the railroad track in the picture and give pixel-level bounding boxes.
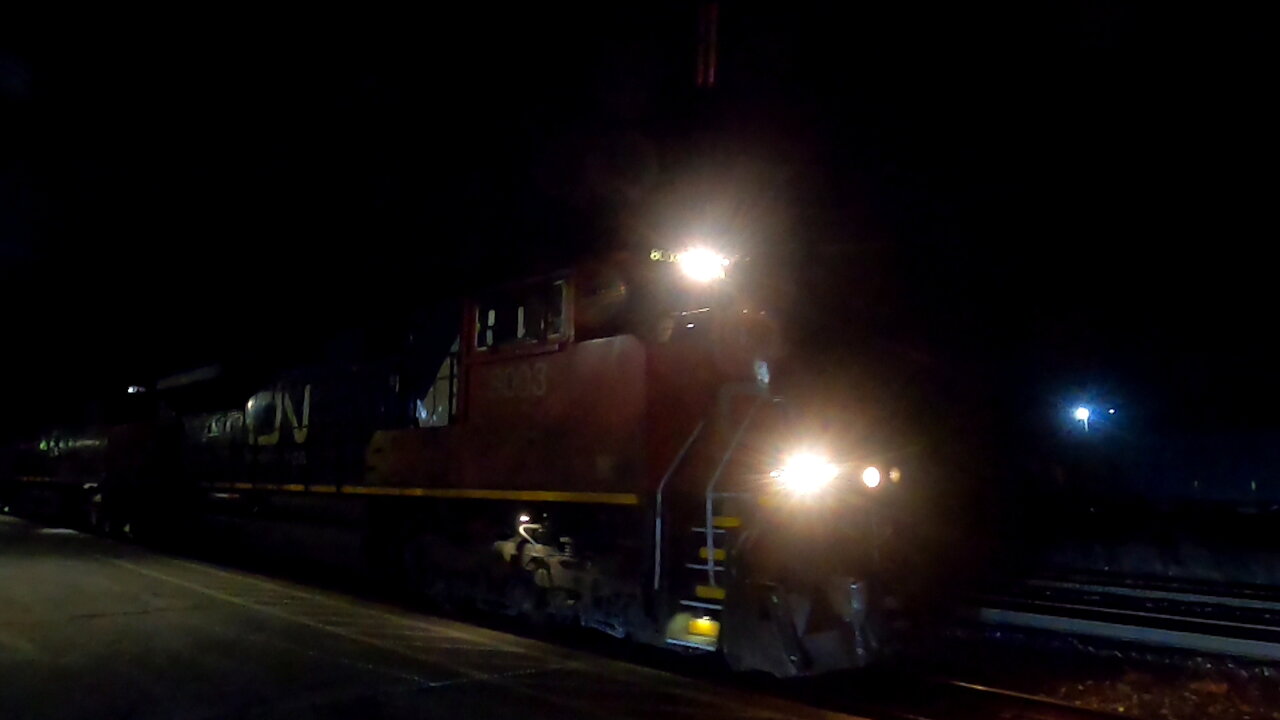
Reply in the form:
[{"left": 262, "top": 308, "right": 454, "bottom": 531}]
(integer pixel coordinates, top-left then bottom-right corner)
[
  {"left": 770, "top": 671, "right": 1127, "bottom": 720},
  {"left": 910, "top": 679, "right": 1130, "bottom": 720},
  {"left": 968, "top": 573, "right": 1280, "bottom": 661}
]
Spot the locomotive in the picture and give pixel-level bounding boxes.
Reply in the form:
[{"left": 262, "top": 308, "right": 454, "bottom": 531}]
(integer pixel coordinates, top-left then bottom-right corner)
[{"left": 2, "top": 246, "right": 914, "bottom": 677}]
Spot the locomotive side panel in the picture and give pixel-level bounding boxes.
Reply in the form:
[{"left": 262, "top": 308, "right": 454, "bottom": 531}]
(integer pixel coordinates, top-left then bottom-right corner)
[{"left": 456, "top": 335, "right": 645, "bottom": 496}]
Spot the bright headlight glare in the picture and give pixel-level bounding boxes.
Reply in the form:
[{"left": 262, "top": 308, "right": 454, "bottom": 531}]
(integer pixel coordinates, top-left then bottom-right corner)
[
  {"left": 774, "top": 453, "right": 840, "bottom": 495},
  {"left": 861, "top": 466, "right": 882, "bottom": 488},
  {"left": 677, "top": 247, "right": 730, "bottom": 282}
]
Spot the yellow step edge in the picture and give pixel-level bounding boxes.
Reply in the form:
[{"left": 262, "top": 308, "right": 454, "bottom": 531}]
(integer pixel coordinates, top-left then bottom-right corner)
[
  {"left": 711, "top": 516, "right": 741, "bottom": 528},
  {"left": 698, "top": 547, "right": 727, "bottom": 561},
  {"left": 695, "top": 585, "right": 726, "bottom": 600},
  {"left": 687, "top": 616, "right": 721, "bottom": 639}
]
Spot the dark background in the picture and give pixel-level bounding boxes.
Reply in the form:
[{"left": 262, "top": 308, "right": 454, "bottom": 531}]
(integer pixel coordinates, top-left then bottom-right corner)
[{"left": 1, "top": 5, "right": 1273, "bottom": 452}]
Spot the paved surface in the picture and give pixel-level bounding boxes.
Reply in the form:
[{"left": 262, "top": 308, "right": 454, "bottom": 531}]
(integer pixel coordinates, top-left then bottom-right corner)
[{"left": 0, "top": 516, "right": 857, "bottom": 720}]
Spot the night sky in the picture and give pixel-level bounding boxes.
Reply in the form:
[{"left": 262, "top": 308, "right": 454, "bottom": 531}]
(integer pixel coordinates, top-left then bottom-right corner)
[{"left": 1, "top": 5, "right": 1273, "bottom": 447}]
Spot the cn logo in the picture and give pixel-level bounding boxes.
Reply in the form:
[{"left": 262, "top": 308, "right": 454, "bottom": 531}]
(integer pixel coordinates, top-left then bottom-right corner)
[{"left": 248, "top": 385, "right": 311, "bottom": 446}]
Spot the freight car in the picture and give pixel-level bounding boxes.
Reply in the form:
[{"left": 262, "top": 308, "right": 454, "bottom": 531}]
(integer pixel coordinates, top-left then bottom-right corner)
[{"left": 2, "top": 247, "right": 915, "bottom": 676}]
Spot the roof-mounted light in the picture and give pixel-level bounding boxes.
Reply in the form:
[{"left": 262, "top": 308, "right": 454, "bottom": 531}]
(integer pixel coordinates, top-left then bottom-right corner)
[{"left": 676, "top": 247, "right": 730, "bottom": 283}]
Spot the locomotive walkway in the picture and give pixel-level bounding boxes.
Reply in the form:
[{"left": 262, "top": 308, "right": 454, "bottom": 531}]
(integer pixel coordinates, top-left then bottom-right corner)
[{"left": 0, "top": 515, "right": 858, "bottom": 720}]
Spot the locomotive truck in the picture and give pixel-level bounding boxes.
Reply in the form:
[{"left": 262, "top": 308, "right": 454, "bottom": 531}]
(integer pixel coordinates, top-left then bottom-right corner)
[{"left": 2, "top": 247, "right": 915, "bottom": 677}]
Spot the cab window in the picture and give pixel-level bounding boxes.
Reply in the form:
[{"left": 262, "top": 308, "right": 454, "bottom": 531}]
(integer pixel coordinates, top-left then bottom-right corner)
[
  {"left": 475, "top": 280, "right": 566, "bottom": 350},
  {"left": 417, "top": 338, "right": 460, "bottom": 427}
]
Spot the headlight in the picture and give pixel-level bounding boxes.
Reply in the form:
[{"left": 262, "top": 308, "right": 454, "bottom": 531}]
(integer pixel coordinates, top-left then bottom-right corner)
[
  {"left": 772, "top": 452, "right": 840, "bottom": 495},
  {"left": 676, "top": 247, "right": 730, "bottom": 283},
  {"left": 861, "top": 466, "right": 881, "bottom": 488}
]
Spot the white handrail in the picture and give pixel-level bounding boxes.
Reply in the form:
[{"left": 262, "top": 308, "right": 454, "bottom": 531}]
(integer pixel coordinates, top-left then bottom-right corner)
[
  {"left": 703, "top": 395, "right": 763, "bottom": 586},
  {"left": 653, "top": 420, "right": 706, "bottom": 591}
]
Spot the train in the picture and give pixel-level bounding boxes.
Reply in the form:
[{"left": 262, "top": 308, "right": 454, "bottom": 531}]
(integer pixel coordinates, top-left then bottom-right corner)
[{"left": 1, "top": 246, "right": 925, "bottom": 677}]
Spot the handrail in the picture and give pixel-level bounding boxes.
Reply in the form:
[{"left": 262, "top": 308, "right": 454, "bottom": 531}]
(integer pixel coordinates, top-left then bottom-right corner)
[
  {"left": 653, "top": 420, "right": 706, "bottom": 591},
  {"left": 703, "top": 391, "right": 765, "bottom": 586}
]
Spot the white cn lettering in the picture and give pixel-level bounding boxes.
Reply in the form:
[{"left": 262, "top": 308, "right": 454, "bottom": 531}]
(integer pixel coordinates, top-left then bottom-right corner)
[
  {"left": 282, "top": 384, "right": 311, "bottom": 443},
  {"left": 251, "top": 385, "right": 311, "bottom": 446}
]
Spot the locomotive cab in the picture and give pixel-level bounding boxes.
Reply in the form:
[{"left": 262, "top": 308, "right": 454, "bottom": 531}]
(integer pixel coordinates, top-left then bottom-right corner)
[{"left": 447, "top": 248, "right": 898, "bottom": 675}]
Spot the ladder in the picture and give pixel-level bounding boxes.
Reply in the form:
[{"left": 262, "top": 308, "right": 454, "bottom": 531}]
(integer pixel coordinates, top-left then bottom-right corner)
[
  {"left": 665, "top": 499, "right": 740, "bottom": 651},
  {"left": 665, "top": 392, "right": 764, "bottom": 651}
]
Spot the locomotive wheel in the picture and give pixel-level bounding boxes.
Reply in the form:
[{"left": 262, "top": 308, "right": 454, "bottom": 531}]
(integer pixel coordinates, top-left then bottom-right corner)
[
  {"left": 87, "top": 506, "right": 104, "bottom": 535},
  {"left": 505, "top": 560, "right": 551, "bottom": 625},
  {"left": 401, "top": 536, "right": 439, "bottom": 603}
]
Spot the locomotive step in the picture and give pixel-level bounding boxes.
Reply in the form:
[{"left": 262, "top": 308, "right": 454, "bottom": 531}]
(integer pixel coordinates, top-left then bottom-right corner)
[
  {"left": 695, "top": 584, "right": 727, "bottom": 600},
  {"left": 665, "top": 638, "right": 717, "bottom": 651}
]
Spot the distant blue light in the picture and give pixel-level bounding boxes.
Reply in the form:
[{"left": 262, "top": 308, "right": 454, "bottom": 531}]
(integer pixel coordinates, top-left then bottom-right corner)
[{"left": 1074, "top": 406, "right": 1091, "bottom": 422}]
